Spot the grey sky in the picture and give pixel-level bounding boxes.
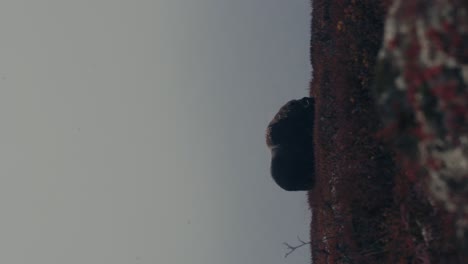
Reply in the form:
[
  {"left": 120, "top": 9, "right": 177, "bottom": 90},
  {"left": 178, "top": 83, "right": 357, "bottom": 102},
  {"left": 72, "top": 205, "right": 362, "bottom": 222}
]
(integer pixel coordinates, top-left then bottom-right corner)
[{"left": 0, "top": 0, "right": 312, "bottom": 263}]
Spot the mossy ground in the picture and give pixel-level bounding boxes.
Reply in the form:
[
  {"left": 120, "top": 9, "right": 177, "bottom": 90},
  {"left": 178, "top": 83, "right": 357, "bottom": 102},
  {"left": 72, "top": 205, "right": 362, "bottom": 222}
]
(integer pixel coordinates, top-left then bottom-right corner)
[{"left": 308, "top": 1, "right": 467, "bottom": 263}]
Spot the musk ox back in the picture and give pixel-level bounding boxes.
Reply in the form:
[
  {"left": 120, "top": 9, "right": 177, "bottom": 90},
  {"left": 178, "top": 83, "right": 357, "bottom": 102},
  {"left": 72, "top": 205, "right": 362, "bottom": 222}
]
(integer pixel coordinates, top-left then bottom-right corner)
[{"left": 266, "top": 97, "right": 315, "bottom": 191}]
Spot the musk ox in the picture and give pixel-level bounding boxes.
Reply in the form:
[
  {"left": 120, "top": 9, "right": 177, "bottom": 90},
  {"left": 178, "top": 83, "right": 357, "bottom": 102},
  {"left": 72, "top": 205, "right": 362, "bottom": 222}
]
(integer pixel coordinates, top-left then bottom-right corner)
[{"left": 266, "top": 97, "right": 315, "bottom": 191}]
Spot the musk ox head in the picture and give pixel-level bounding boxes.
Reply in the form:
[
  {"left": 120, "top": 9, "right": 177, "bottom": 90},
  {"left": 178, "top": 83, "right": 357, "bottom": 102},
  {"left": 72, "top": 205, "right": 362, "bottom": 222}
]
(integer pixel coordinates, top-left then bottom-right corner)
[{"left": 266, "top": 97, "right": 315, "bottom": 191}]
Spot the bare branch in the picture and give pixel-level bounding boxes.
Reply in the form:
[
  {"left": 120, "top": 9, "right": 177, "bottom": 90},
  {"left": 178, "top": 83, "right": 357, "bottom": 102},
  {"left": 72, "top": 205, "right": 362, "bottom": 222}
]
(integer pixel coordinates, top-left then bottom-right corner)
[{"left": 283, "top": 236, "right": 311, "bottom": 258}]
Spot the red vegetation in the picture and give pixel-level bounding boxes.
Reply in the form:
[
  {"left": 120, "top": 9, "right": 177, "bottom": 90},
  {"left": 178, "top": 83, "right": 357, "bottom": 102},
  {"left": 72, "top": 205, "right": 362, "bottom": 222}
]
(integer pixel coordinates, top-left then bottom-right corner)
[{"left": 308, "top": 0, "right": 468, "bottom": 263}]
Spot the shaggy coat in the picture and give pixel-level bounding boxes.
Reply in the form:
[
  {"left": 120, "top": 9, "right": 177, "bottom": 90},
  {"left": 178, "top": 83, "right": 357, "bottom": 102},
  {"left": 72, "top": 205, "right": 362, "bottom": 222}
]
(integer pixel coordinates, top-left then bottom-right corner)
[{"left": 266, "top": 97, "right": 315, "bottom": 191}]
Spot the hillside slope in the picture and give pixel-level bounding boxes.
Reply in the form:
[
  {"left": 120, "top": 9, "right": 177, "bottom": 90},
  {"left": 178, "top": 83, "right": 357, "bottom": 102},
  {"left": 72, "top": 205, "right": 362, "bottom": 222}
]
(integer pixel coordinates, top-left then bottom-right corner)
[{"left": 308, "top": 0, "right": 467, "bottom": 263}]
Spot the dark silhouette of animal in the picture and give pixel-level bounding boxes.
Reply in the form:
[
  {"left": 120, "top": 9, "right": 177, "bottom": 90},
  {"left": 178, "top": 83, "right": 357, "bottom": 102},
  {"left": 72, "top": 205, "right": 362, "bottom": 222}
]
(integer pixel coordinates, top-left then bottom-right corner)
[{"left": 266, "top": 97, "right": 315, "bottom": 191}]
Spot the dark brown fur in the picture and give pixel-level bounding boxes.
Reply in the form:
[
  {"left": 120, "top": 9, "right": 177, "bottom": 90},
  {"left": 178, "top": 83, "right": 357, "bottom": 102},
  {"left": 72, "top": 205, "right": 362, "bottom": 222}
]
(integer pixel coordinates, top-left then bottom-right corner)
[{"left": 266, "top": 97, "right": 315, "bottom": 191}]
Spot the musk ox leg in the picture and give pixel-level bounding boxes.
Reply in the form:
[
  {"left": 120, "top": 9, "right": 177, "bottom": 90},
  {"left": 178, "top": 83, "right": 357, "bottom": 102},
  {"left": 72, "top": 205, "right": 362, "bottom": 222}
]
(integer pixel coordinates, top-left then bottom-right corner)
[{"left": 266, "top": 97, "right": 315, "bottom": 191}]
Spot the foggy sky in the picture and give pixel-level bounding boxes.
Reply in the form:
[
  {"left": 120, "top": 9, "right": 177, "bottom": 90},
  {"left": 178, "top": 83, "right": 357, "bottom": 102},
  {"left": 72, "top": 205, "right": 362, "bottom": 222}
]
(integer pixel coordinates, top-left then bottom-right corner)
[{"left": 0, "top": 1, "right": 312, "bottom": 263}]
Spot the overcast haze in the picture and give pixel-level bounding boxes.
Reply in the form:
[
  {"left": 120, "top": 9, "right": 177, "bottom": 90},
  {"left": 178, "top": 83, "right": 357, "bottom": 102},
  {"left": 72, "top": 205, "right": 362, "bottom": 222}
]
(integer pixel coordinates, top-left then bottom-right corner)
[{"left": 0, "top": 1, "right": 312, "bottom": 263}]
